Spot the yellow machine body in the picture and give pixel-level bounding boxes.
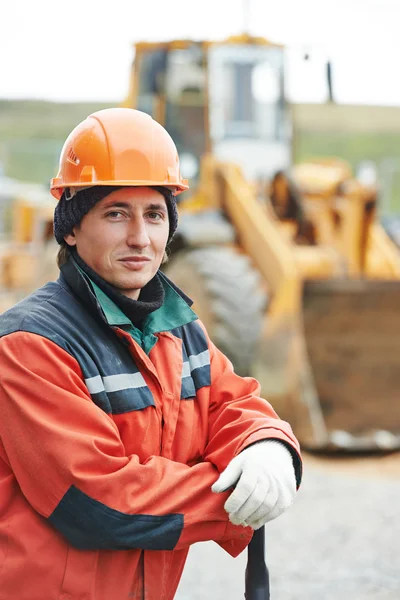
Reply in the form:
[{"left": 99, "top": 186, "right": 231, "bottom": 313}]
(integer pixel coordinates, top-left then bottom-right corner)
[{"left": 124, "top": 36, "right": 400, "bottom": 450}]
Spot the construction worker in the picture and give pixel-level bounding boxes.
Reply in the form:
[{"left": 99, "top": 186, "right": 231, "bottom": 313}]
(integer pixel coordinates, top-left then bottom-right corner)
[{"left": 0, "top": 108, "right": 302, "bottom": 600}]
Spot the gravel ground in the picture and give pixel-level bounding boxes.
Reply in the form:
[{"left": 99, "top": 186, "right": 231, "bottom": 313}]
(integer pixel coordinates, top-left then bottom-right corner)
[{"left": 175, "top": 454, "right": 400, "bottom": 600}]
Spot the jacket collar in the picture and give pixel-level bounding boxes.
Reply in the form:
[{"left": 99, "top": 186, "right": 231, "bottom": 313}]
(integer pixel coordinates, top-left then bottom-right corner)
[{"left": 59, "top": 256, "right": 197, "bottom": 334}]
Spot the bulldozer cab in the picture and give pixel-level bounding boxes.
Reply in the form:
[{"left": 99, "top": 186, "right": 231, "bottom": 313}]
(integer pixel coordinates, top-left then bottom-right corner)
[{"left": 126, "top": 37, "right": 291, "bottom": 186}]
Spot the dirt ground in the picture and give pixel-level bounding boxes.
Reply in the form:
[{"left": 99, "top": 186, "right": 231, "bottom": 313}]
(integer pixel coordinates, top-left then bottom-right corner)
[
  {"left": 304, "top": 450, "right": 400, "bottom": 478},
  {"left": 176, "top": 451, "right": 400, "bottom": 600}
]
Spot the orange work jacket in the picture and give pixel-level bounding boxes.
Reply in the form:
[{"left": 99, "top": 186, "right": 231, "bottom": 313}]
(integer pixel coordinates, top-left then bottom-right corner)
[{"left": 0, "top": 259, "right": 301, "bottom": 599}]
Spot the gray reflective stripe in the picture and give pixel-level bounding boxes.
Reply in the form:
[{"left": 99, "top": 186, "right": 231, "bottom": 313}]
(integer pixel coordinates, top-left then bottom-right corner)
[
  {"left": 189, "top": 349, "right": 210, "bottom": 371},
  {"left": 85, "top": 375, "right": 104, "bottom": 394},
  {"left": 85, "top": 373, "right": 147, "bottom": 394},
  {"left": 182, "top": 361, "right": 191, "bottom": 378},
  {"left": 182, "top": 349, "right": 210, "bottom": 378}
]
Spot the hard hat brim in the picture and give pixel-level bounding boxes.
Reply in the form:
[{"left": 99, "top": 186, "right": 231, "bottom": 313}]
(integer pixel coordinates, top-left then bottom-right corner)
[{"left": 50, "top": 179, "right": 189, "bottom": 200}]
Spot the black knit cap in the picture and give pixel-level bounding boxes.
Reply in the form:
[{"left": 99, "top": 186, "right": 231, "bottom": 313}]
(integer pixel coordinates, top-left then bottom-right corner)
[{"left": 53, "top": 185, "right": 178, "bottom": 245}]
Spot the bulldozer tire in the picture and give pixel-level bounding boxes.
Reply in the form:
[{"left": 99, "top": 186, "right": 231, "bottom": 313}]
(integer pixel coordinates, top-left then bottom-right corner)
[{"left": 163, "top": 247, "right": 267, "bottom": 376}]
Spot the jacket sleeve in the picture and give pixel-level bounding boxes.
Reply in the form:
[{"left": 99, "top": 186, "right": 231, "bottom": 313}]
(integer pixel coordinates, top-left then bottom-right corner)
[
  {"left": 200, "top": 323, "right": 302, "bottom": 487},
  {"left": 0, "top": 331, "right": 251, "bottom": 555}
]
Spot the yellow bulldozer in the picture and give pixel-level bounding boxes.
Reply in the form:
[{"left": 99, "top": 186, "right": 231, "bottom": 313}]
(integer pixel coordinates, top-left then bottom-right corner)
[
  {"left": 0, "top": 177, "right": 57, "bottom": 312},
  {"left": 123, "top": 35, "right": 400, "bottom": 451}
]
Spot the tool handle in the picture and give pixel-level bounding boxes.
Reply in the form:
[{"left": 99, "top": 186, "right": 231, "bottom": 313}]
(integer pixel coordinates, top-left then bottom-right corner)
[{"left": 244, "top": 526, "right": 270, "bottom": 599}]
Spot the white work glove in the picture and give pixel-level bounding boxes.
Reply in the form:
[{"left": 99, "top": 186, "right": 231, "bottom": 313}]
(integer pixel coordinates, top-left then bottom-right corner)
[{"left": 211, "top": 440, "right": 297, "bottom": 530}]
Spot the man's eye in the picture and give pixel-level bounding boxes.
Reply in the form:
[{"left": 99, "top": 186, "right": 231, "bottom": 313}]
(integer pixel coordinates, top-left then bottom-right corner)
[
  {"left": 147, "top": 212, "right": 162, "bottom": 220},
  {"left": 106, "top": 211, "right": 123, "bottom": 218}
]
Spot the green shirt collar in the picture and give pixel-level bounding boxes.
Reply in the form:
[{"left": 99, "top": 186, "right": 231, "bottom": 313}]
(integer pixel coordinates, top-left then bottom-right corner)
[
  {"left": 85, "top": 271, "right": 197, "bottom": 334},
  {"left": 89, "top": 282, "right": 131, "bottom": 326}
]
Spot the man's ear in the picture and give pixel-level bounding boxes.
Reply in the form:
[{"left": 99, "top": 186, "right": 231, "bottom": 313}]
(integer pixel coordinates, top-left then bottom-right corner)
[{"left": 64, "top": 231, "right": 76, "bottom": 246}]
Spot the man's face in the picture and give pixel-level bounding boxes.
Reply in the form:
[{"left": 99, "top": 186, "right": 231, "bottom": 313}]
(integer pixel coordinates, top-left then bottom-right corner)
[{"left": 64, "top": 187, "right": 169, "bottom": 300}]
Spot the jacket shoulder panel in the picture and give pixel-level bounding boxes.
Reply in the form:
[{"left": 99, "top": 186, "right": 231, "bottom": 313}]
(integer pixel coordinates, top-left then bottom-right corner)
[
  {"left": 0, "top": 282, "right": 64, "bottom": 338},
  {"left": 170, "top": 320, "right": 211, "bottom": 396},
  {"left": 0, "top": 282, "right": 156, "bottom": 416}
]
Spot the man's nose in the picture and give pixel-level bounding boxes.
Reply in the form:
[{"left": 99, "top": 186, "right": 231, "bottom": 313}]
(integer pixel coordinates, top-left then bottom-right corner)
[{"left": 126, "top": 217, "right": 151, "bottom": 248}]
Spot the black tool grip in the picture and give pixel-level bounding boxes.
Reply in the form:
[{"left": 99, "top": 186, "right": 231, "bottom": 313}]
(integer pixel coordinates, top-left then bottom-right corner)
[{"left": 244, "top": 526, "right": 270, "bottom": 599}]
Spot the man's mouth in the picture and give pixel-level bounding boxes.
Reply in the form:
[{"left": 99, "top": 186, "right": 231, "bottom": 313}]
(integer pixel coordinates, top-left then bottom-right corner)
[
  {"left": 118, "top": 256, "right": 152, "bottom": 270},
  {"left": 119, "top": 257, "right": 151, "bottom": 262}
]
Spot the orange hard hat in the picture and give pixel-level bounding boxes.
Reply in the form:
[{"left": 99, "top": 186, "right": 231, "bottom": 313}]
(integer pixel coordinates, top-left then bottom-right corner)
[{"left": 50, "top": 108, "right": 189, "bottom": 200}]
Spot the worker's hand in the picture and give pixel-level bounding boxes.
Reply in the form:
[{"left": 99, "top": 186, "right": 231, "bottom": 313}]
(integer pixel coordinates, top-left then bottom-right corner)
[{"left": 211, "top": 440, "right": 296, "bottom": 530}]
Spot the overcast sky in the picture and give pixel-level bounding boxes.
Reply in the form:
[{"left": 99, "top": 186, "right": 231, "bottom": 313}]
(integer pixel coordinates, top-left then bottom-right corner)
[{"left": 1, "top": 0, "right": 399, "bottom": 105}]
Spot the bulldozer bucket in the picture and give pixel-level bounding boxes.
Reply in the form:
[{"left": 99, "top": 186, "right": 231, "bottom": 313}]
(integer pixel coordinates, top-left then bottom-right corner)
[
  {"left": 253, "top": 279, "right": 400, "bottom": 451},
  {"left": 301, "top": 279, "right": 400, "bottom": 450}
]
